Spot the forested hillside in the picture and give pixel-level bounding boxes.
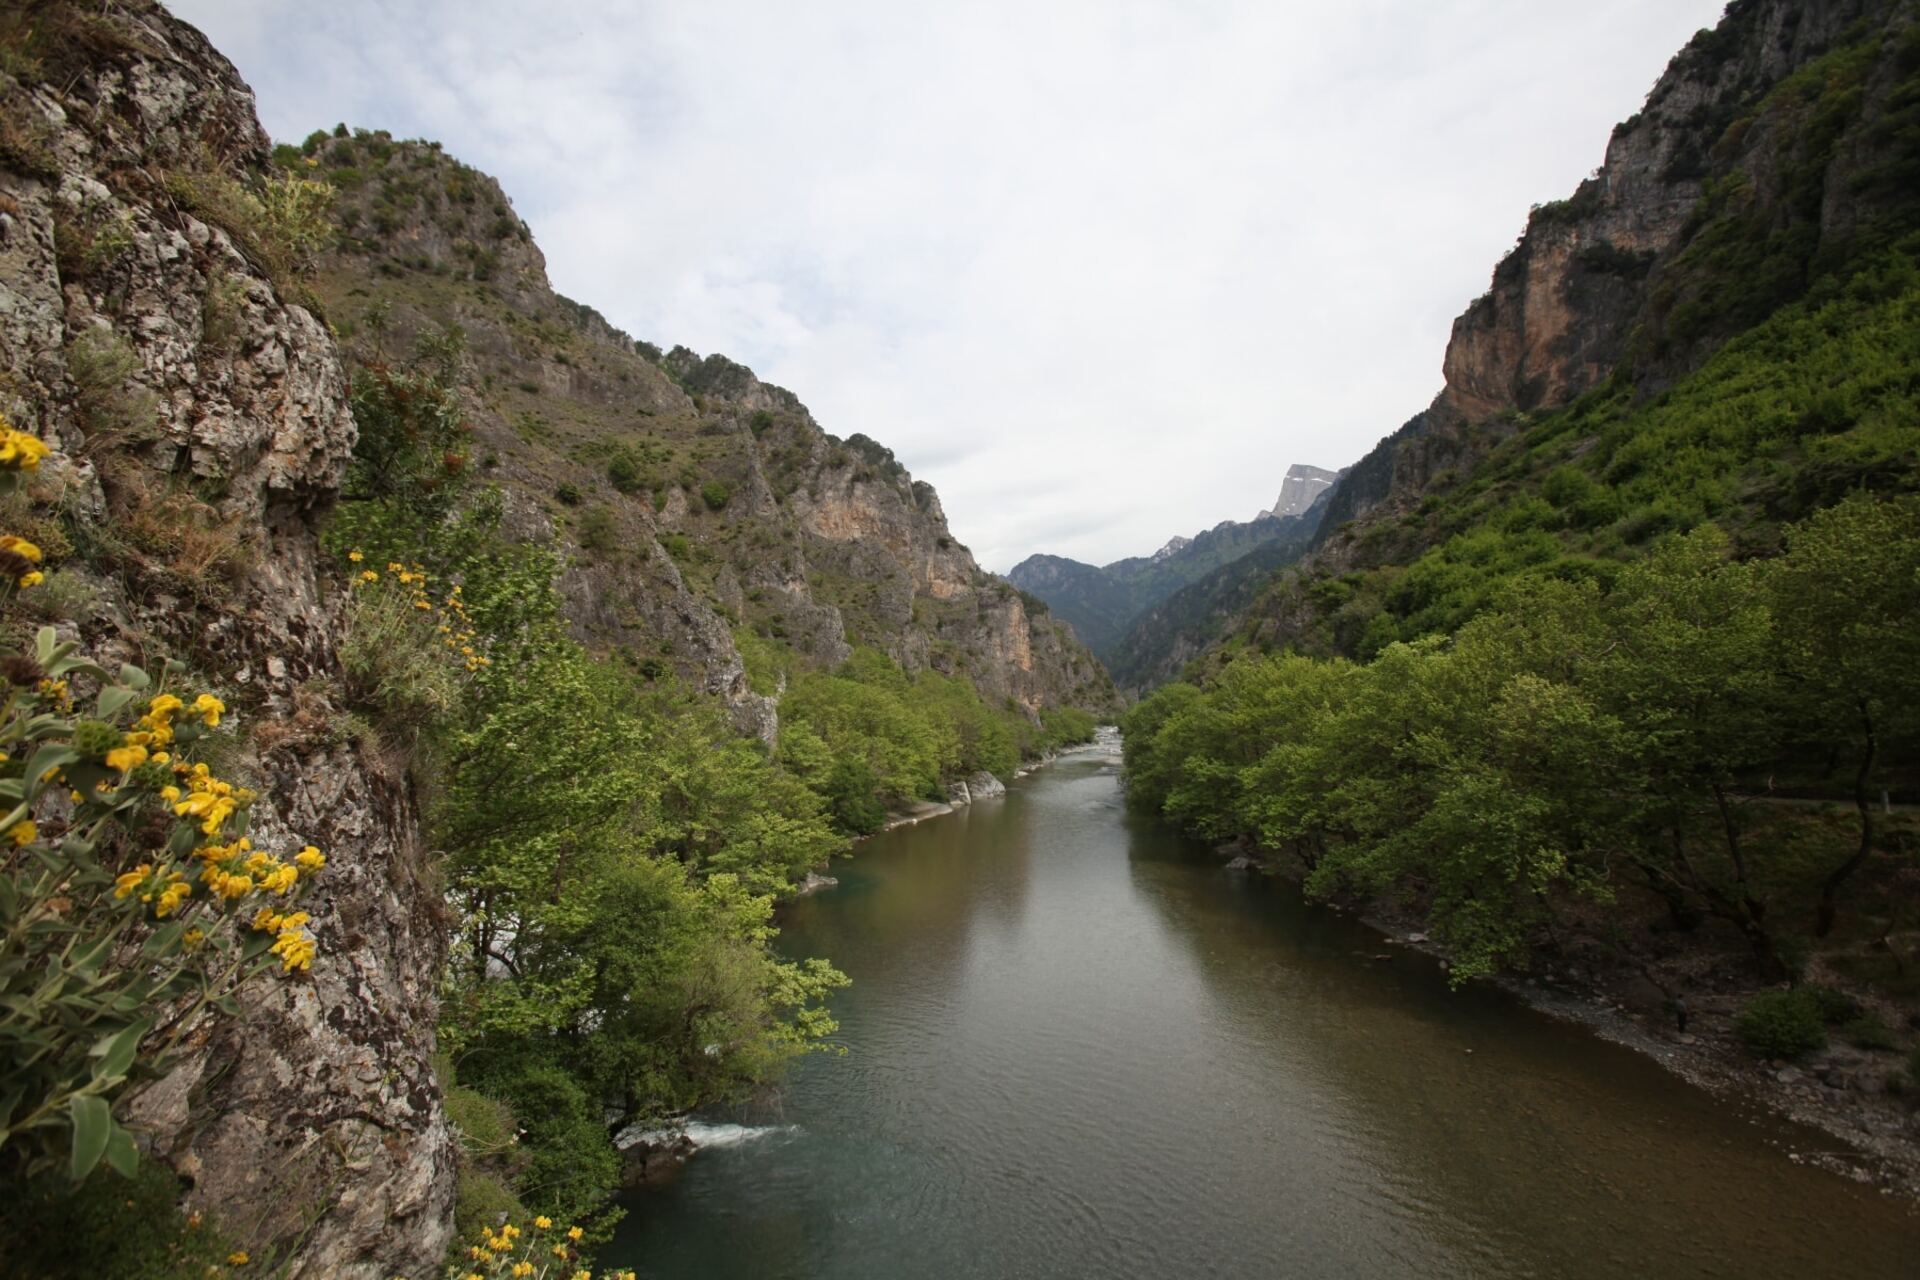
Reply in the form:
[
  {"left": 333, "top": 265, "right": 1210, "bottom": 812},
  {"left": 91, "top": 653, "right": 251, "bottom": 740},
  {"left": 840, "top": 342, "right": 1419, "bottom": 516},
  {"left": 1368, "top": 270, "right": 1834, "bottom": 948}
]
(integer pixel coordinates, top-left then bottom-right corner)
[{"left": 1127, "top": 0, "right": 1920, "bottom": 1097}]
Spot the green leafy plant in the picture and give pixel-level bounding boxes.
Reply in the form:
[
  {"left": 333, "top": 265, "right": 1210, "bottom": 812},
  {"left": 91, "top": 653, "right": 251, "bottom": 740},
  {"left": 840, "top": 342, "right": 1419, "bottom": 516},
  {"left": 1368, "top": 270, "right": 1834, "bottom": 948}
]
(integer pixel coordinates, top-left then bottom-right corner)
[
  {"left": 0, "top": 627, "right": 327, "bottom": 1182},
  {"left": 1734, "top": 990, "right": 1828, "bottom": 1059}
]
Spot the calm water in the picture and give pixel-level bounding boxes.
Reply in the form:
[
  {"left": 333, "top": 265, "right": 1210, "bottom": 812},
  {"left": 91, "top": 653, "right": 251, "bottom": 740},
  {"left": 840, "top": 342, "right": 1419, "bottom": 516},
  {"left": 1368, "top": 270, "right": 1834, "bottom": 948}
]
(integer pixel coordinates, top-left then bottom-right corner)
[{"left": 606, "top": 739, "right": 1919, "bottom": 1278}]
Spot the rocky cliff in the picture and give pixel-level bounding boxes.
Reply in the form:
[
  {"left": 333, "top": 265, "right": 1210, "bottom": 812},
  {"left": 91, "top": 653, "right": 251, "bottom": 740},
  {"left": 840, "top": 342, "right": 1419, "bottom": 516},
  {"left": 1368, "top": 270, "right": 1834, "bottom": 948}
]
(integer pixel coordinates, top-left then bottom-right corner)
[
  {"left": 1262, "top": 464, "right": 1339, "bottom": 519},
  {"left": 1, "top": 3, "right": 449, "bottom": 1275},
  {"left": 304, "top": 130, "right": 1114, "bottom": 725},
  {"left": 1227, "top": 0, "right": 1920, "bottom": 655}
]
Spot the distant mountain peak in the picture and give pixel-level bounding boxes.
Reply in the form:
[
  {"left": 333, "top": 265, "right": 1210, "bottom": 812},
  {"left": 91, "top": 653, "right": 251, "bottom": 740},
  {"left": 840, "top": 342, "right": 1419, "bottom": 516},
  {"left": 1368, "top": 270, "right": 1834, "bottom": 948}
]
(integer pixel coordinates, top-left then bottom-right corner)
[
  {"left": 1262, "top": 464, "right": 1339, "bottom": 520},
  {"left": 1151, "top": 535, "right": 1193, "bottom": 562}
]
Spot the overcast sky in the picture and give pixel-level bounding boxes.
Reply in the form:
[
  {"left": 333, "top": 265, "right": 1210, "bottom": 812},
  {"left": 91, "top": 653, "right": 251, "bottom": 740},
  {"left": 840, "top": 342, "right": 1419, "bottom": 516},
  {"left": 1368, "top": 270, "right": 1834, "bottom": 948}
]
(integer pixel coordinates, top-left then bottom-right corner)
[{"left": 171, "top": 0, "right": 1725, "bottom": 571}]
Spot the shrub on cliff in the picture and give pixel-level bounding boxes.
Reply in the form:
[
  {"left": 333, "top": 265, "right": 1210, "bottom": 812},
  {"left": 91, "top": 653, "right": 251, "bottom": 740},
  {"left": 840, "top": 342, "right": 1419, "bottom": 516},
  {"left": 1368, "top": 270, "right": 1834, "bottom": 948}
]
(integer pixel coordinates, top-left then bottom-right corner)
[{"left": 1735, "top": 990, "right": 1829, "bottom": 1060}]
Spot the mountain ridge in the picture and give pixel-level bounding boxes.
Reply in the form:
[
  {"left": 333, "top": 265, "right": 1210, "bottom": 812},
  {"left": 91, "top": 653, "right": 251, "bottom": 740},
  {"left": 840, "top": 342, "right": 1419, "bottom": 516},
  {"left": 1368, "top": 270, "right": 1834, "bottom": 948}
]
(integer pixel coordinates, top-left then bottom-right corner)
[
  {"left": 304, "top": 126, "right": 1116, "bottom": 729},
  {"left": 1007, "top": 462, "right": 1334, "bottom": 666}
]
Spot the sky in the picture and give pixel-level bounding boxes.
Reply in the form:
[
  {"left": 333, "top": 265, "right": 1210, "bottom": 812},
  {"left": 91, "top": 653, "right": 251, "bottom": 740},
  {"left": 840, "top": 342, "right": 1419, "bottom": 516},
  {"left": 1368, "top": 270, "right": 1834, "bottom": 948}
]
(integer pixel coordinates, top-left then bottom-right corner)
[{"left": 170, "top": 0, "right": 1727, "bottom": 571}]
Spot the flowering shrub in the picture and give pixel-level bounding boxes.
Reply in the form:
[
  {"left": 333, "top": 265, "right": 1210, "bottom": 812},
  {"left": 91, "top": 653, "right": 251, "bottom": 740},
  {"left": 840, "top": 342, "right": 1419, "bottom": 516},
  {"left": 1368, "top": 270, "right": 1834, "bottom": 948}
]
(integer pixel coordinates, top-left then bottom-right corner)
[
  {"left": 443, "top": 1216, "right": 635, "bottom": 1280},
  {"left": 1, "top": 428, "right": 328, "bottom": 1183}
]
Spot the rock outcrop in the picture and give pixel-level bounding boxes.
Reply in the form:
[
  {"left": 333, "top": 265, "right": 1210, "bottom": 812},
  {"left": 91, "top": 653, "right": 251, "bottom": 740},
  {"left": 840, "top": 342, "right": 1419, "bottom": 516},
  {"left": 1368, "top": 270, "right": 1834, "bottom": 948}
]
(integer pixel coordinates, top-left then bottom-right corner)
[
  {"left": 1261, "top": 464, "right": 1339, "bottom": 520},
  {"left": 0, "top": 4, "right": 451, "bottom": 1276},
  {"left": 305, "top": 133, "right": 1115, "bottom": 721},
  {"left": 1228, "top": 0, "right": 1920, "bottom": 653}
]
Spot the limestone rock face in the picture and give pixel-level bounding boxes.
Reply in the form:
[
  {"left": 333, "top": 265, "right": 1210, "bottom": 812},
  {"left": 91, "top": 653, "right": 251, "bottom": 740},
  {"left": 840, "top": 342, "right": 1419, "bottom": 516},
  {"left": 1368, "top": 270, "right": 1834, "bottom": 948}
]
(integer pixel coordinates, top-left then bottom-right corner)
[
  {"left": 0, "top": 6, "right": 452, "bottom": 1276},
  {"left": 1441, "top": 0, "right": 1898, "bottom": 425},
  {"left": 1262, "top": 465, "right": 1338, "bottom": 520},
  {"left": 1232, "top": 0, "right": 1919, "bottom": 653},
  {"left": 308, "top": 137, "right": 1114, "bottom": 720}
]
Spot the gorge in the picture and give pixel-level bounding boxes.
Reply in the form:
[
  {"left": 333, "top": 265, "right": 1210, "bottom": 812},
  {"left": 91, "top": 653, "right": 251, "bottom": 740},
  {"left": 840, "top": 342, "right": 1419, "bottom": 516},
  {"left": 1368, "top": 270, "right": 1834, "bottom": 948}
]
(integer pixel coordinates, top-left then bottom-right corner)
[{"left": 1, "top": 0, "right": 1918, "bottom": 1277}]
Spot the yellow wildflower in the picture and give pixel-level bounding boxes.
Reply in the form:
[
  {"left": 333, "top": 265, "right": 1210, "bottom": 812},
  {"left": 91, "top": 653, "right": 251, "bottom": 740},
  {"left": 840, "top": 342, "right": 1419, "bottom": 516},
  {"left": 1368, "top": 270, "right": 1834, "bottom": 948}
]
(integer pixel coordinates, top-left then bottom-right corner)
[
  {"left": 513, "top": 1264, "right": 534, "bottom": 1279},
  {"left": 0, "top": 427, "right": 51, "bottom": 471},
  {"left": 295, "top": 845, "right": 325, "bottom": 872},
  {"left": 260, "top": 863, "right": 298, "bottom": 894},
  {"left": 360, "top": 569, "right": 379, "bottom": 583},
  {"left": 7, "top": 819, "right": 35, "bottom": 847},
  {"left": 534, "top": 1216, "right": 553, "bottom": 1230},
  {"left": 148, "top": 693, "right": 184, "bottom": 718},
  {"left": 0, "top": 535, "right": 42, "bottom": 562},
  {"left": 193, "top": 693, "right": 225, "bottom": 727},
  {"left": 155, "top": 881, "right": 191, "bottom": 917},
  {"left": 567, "top": 1226, "right": 584, "bottom": 1242},
  {"left": 271, "top": 927, "right": 315, "bottom": 972},
  {"left": 113, "top": 865, "right": 151, "bottom": 898},
  {"left": 16, "top": 570, "right": 42, "bottom": 588},
  {"left": 348, "top": 550, "right": 364, "bottom": 562},
  {"left": 554, "top": 1243, "right": 570, "bottom": 1258},
  {"left": 160, "top": 785, "right": 182, "bottom": 803},
  {"left": 227, "top": 1251, "right": 249, "bottom": 1267},
  {"left": 387, "top": 561, "right": 403, "bottom": 573},
  {"left": 207, "top": 870, "right": 253, "bottom": 899},
  {"left": 252, "top": 907, "right": 284, "bottom": 933},
  {"left": 105, "top": 743, "right": 148, "bottom": 772},
  {"left": 183, "top": 926, "right": 206, "bottom": 950}
]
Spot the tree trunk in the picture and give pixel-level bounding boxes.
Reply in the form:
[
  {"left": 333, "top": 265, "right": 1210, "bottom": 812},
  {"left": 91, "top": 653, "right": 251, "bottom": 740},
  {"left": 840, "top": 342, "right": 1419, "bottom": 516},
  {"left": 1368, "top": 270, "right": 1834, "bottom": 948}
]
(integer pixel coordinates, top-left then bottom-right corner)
[{"left": 1816, "top": 699, "right": 1877, "bottom": 938}]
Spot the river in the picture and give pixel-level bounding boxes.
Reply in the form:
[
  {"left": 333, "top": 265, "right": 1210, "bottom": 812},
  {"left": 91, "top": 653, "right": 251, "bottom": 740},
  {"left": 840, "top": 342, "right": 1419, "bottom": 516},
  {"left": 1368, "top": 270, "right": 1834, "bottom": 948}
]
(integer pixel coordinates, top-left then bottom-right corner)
[{"left": 604, "top": 737, "right": 1919, "bottom": 1278}]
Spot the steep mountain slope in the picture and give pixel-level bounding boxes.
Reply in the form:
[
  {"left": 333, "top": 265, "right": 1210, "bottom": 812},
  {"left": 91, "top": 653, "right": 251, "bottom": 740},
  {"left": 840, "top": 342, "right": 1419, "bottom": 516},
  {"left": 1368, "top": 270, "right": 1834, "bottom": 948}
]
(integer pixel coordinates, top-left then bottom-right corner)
[
  {"left": 0, "top": 5, "right": 450, "bottom": 1274},
  {"left": 1106, "top": 492, "right": 1327, "bottom": 689},
  {"left": 1210, "top": 0, "right": 1920, "bottom": 667},
  {"left": 303, "top": 128, "right": 1114, "bottom": 727},
  {"left": 1008, "top": 462, "right": 1332, "bottom": 661}
]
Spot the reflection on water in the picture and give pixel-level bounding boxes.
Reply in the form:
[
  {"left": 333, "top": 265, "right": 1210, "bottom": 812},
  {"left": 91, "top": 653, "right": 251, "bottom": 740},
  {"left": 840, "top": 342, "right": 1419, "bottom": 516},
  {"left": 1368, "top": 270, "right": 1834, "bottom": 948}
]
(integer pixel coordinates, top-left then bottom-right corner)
[{"left": 605, "top": 745, "right": 1920, "bottom": 1279}]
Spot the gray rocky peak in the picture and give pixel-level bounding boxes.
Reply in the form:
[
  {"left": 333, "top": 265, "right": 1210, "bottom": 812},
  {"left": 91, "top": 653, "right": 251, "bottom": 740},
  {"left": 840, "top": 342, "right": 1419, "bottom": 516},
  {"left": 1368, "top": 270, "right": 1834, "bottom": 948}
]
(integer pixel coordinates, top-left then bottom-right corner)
[
  {"left": 1151, "top": 535, "right": 1193, "bottom": 562},
  {"left": 1263, "top": 464, "right": 1338, "bottom": 519}
]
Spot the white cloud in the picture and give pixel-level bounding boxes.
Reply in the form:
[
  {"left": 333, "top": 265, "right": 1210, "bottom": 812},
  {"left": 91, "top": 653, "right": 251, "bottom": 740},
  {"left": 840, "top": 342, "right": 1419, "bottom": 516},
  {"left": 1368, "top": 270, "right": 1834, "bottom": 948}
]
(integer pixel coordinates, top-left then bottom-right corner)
[{"left": 171, "top": 0, "right": 1727, "bottom": 569}]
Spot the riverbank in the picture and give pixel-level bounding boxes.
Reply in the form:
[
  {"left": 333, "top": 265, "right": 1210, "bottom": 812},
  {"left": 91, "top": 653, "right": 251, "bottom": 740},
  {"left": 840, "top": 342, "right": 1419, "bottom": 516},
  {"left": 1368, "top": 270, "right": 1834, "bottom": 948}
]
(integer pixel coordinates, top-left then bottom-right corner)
[
  {"left": 1218, "top": 841, "right": 1920, "bottom": 1200},
  {"left": 856, "top": 728, "right": 1119, "bottom": 842}
]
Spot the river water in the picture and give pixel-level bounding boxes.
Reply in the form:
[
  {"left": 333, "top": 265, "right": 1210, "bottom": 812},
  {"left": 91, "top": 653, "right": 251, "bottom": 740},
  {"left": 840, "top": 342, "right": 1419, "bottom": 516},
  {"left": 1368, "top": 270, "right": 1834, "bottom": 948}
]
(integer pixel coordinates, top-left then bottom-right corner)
[{"left": 605, "top": 738, "right": 1919, "bottom": 1278}]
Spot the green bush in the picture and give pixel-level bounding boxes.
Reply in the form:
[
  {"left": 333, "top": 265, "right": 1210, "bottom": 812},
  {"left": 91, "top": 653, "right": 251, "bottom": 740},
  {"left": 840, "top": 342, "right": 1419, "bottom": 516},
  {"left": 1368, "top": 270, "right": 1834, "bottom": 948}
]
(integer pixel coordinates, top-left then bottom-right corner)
[
  {"left": 478, "top": 1065, "right": 619, "bottom": 1229},
  {"left": 453, "top": 1166, "right": 526, "bottom": 1249},
  {"left": 701, "top": 480, "right": 731, "bottom": 511},
  {"left": 606, "top": 451, "right": 644, "bottom": 494},
  {"left": 1803, "top": 984, "right": 1862, "bottom": 1025},
  {"left": 1734, "top": 990, "right": 1829, "bottom": 1059},
  {"left": 822, "top": 757, "right": 888, "bottom": 834},
  {"left": 577, "top": 505, "right": 617, "bottom": 553},
  {"left": 339, "top": 574, "right": 463, "bottom": 730},
  {"left": 0, "top": 1165, "right": 234, "bottom": 1279},
  {"left": 554, "top": 482, "right": 582, "bottom": 506},
  {"left": 1841, "top": 1011, "right": 1897, "bottom": 1050}
]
